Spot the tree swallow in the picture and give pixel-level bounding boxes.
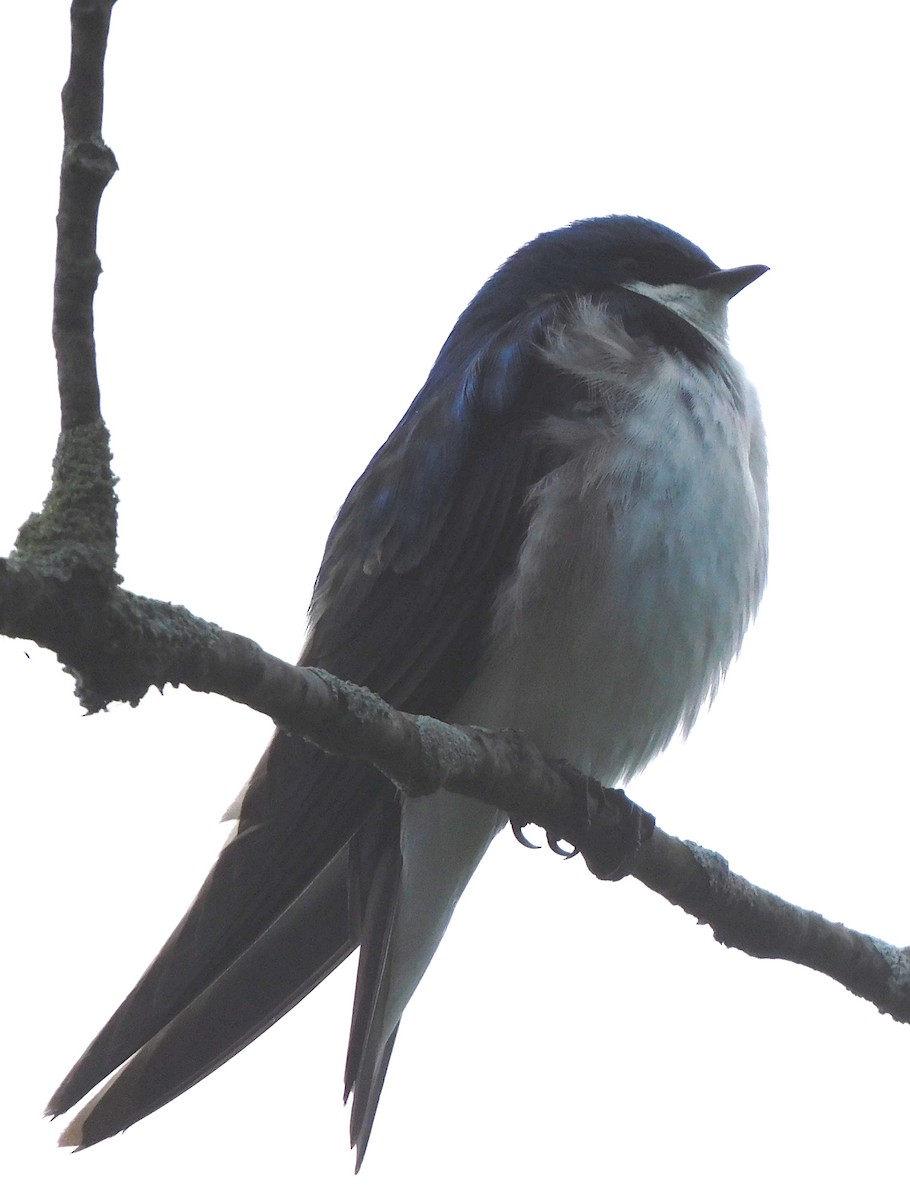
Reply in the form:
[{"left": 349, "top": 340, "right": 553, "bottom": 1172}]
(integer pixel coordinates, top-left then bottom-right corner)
[{"left": 48, "top": 216, "right": 769, "bottom": 1166}]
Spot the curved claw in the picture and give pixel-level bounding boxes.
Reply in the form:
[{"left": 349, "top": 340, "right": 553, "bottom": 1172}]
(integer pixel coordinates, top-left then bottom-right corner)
[
  {"left": 510, "top": 819, "right": 540, "bottom": 849},
  {"left": 546, "top": 831, "right": 578, "bottom": 859}
]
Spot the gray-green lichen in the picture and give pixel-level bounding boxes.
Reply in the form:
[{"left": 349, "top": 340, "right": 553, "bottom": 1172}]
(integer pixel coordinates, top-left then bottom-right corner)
[{"left": 14, "top": 419, "right": 120, "bottom": 583}]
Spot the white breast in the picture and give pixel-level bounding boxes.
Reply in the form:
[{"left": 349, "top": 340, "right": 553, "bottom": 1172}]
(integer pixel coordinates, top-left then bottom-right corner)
[{"left": 449, "top": 298, "right": 769, "bottom": 785}]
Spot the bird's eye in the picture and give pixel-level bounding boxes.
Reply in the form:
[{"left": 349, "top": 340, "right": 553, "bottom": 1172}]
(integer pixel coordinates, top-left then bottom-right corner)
[{"left": 615, "top": 257, "right": 641, "bottom": 280}]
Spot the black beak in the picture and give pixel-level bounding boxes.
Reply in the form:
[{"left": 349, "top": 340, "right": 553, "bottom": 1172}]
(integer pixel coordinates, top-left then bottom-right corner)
[{"left": 691, "top": 263, "right": 769, "bottom": 299}]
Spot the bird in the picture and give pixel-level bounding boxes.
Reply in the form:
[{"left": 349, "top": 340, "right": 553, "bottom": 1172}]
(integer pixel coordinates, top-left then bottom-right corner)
[{"left": 47, "top": 215, "right": 769, "bottom": 1167}]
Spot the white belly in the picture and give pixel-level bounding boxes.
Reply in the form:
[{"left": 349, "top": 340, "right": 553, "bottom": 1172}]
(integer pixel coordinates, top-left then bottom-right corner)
[{"left": 449, "top": 347, "right": 768, "bottom": 785}]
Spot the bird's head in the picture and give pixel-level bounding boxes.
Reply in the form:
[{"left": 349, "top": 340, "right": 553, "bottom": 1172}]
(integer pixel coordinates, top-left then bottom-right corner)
[{"left": 465, "top": 215, "right": 768, "bottom": 344}]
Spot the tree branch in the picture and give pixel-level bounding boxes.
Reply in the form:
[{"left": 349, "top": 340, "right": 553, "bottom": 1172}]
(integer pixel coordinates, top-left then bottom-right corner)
[
  {"left": 2, "top": 553, "right": 908, "bottom": 1023},
  {"left": 632, "top": 833, "right": 910, "bottom": 1023}
]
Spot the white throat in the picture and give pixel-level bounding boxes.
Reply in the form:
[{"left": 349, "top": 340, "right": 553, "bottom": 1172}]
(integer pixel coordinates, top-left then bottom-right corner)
[{"left": 622, "top": 280, "right": 729, "bottom": 344}]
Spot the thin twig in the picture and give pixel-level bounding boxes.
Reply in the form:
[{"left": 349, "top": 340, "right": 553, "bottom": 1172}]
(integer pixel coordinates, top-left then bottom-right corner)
[
  {"left": 55, "top": 0, "right": 118, "bottom": 431},
  {"left": 14, "top": 0, "right": 120, "bottom": 584}
]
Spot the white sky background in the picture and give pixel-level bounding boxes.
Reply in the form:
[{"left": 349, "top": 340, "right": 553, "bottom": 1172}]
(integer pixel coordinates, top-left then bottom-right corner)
[{"left": 2, "top": 2, "right": 907, "bottom": 1196}]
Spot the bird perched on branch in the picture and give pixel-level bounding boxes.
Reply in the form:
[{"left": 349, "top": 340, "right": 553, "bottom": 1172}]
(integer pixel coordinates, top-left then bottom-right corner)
[{"left": 49, "top": 215, "right": 769, "bottom": 1167}]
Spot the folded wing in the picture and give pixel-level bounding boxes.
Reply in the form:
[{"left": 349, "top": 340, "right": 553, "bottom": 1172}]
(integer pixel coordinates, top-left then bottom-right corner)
[{"left": 49, "top": 298, "right": 575, "bottom": 1156}]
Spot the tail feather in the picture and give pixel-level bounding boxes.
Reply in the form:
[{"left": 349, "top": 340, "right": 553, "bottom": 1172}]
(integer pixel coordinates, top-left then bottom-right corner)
[
  {"left": 57, "top": 845, "right": 358, "bottom": 1149},
  {"left": 341, "top": 801, "right": 403, "bottom": 1161},
  {"left": 352, "top": 1027, "right": 399, "bottom": 1173},
  {"left": 47, "top": 742, "right": 388, "bottom": 1120}
]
